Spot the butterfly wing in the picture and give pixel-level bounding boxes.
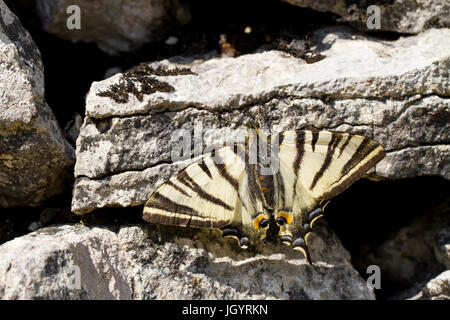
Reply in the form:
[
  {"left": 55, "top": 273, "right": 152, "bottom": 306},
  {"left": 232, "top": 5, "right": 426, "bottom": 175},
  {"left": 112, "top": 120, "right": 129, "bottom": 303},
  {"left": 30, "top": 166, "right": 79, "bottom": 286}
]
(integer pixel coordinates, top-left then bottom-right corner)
[
  {"left": 143, "top": 145, "right": 246, "bottom": 229},
  {"left": 280, "top": 130, "right": 386, "bottom": 200},
  {"left": 274, "top": 130, "right": 385, "bottom": 262},
  {"left": 143, "top": 128, "right": 385, "bottom": 259}
]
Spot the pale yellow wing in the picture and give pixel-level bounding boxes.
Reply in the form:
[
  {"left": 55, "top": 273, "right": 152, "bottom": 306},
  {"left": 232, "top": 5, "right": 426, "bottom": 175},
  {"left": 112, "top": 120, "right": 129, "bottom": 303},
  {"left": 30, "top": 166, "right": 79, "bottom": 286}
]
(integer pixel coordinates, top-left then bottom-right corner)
[
  {"left": 143, "top": 145, "right": 247, "bottom": 229},
  {"left": 279, "top": 130, "right": 385, "bottom": 200},
  {"left": 274, "top": 129, "right": 385, "bottom": 263}
]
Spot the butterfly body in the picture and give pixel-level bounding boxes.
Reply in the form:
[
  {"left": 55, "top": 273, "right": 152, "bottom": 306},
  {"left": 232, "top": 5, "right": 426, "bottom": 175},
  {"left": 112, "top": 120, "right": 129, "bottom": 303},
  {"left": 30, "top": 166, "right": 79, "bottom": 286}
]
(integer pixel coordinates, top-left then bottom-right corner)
[{"left": 143, "top": 128, "right": 385, "bottom": 264}]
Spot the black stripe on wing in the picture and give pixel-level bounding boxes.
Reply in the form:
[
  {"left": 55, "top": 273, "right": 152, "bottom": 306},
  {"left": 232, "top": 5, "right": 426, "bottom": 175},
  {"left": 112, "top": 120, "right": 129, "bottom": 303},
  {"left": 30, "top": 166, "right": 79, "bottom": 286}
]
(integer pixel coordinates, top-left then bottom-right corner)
[
  {"left": 310, "top": 132, "right": 343, "bottom": 190},
  {"left": 145, "top": 192, "right": 200, "bottom": 218},
  {"left": 341, "top": 137, "right": 378, "bottom": 177},
  {"left": 291, "top": 130, "right": 306, "bottom": 204},
  {"left": 211, "top": 150, "right": 240, "bottom": 192},
  {"left": 321, "top": 137, "right": 385, "bottom": 199},
  {"left": 198, "top": 162, "right": 213, "bottom": 179},
  {"left": 176, "top": 170, "right": 234, "bottom": 211}
]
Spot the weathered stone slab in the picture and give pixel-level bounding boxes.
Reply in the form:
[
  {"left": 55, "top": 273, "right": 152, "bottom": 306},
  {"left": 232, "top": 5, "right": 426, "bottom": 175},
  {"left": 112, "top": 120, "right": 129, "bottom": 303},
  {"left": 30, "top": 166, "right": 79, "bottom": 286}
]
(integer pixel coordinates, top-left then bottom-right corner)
[
  {"left": 72, "top": 27, "right": 450, "bottom": 214},
  {"left": 0, "top": 222, "right": 375, "bottom": 299},
  {"left": 0, "top": 0, "right": 75, "bottom": 207},
  {"left": 283, "top": 0, "right": 450, "bottom": 34}
]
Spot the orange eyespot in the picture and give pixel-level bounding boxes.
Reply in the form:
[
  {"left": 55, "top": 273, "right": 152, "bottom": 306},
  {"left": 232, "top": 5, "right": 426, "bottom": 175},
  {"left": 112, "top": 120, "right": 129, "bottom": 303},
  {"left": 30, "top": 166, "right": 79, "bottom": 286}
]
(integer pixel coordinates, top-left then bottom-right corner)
[
  {"left": 253, "top": 214, "right": 269, "bottom": 230},
  {"left": 260, "top": 186, "right": 268, "bottom": 192},
  {"left": 276, "top": 212, "right": 293, "bottom": 225}
]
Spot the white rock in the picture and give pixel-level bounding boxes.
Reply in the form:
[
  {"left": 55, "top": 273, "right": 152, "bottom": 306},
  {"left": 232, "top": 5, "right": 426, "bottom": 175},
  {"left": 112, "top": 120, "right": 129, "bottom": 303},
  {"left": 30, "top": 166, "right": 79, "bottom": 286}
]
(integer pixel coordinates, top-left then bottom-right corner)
[
  {"left": 0, "top": 223, "right": 375, "bottom": 299},
  {"left": 283, "top": 0, "right": 450, "bottom": 34},
  {"left": 422, "top": 271, "right": 450, "bottom": 300},
  {"left": 0, "top": 225, "right": 132, "bottom": 299},
  {"left": 395, "top": 270, "right": 450, "bottom": 300},
  {"left": 85, "top": 28, "right": 450, "bottom": 119}
]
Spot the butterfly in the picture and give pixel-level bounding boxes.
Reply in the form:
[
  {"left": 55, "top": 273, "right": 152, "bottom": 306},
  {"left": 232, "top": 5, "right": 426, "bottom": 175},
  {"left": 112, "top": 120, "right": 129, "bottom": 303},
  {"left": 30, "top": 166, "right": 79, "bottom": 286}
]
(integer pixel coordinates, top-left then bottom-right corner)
[{"left": 143, "top": 127, "right": 385, "bottom": 264}]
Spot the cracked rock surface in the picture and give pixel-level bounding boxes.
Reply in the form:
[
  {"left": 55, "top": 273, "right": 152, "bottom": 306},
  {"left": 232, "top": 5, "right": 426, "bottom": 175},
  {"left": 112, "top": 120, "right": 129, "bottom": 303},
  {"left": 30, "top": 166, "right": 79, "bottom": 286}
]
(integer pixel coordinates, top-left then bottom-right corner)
[
  {"left": 283, "top": 0, "right": 450, "bottom": 34},
  {"left": 0, "top": 222, "right": 374, "bottom": 299},
  {"left": 392, "top": 270, "right": 450, "bottom": 300},
  {"left": 0, "top": 0, "right": 75, "bottom": 207},
  {"left": 72, "top": 27, "right": 450, "bottom": 214}
]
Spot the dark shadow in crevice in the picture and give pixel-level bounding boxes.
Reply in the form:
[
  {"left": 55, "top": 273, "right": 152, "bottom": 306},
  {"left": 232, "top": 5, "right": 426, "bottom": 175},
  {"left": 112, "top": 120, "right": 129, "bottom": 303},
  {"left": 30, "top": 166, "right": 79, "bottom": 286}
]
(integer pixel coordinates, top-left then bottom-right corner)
[{"left": 325, "top": 176, "right": 450, "bottom": 299}]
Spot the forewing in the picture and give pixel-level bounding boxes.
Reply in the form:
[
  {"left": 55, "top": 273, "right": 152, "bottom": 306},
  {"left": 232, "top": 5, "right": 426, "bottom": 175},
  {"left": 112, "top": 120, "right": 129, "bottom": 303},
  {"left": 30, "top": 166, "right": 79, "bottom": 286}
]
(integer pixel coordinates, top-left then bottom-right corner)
[
  {"left": 143, "top": 145, "right": 246, "bottom": 229},
  {"left": 279, "top": 130, "right": 385, "bottom": 200}
]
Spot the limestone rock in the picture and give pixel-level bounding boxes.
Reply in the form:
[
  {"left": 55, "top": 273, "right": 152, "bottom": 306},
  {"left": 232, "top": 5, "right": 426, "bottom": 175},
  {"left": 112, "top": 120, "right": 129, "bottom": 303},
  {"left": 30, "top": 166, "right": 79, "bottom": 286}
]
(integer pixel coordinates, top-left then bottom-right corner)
[
  {"left": 72, "top": 27, "right": 450, "bottom": 214},
  {"left": 421, "top": 271, "right": 450, "bottom": 300},
  {"left": 0, "top": 225, "right": 131, "bottom": 299},
  {"left": 35, "top": 0, "right": 191, "bottom": 54},
  {"left": 434, "top": 229, "right": 450, "bottom": 270},
  {"left": 0, "top": 0, "right": 75, "bottom": 207},
  {"left": 392, "top": 271, "right": 450, "bottom": 300},
  {"left": 282, "top": 0, "right": 450, "bottom": 34},
  {"left": 63, "top": 113, "right": 82, "bottom": 144},
  {"left": 0, "top": 223, "right": 375, "bottom": 299}
]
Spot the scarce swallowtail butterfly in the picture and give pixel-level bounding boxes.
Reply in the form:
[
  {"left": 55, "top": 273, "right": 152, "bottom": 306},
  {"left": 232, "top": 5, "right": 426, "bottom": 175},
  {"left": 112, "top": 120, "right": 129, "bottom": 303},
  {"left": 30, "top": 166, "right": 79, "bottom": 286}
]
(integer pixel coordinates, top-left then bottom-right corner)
[{"left": 143, "top": 127, "right": 385, "bottom": 264}]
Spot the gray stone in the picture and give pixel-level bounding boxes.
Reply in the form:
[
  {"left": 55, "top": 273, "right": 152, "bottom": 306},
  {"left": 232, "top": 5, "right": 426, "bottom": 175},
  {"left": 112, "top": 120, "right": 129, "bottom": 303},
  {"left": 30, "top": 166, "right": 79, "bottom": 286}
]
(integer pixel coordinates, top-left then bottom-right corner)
[
  {"left": 0, "top": 225, "right": 132, "bottom": 299},
  {"left": 27, "top": 221, "right": 42, "bottom": 232},
  {"left": 63, "top": 112, "right": 82, "bottom": 144},
  {"left": 72, "top": 27, "right": 450, "bottom": 214},
  {"left": 392, "top": 271, "right": 450, "bottom": 300},
  {"left": 362, "top": 200, "right": 449, "bottom": 292},
  {"left": 0, "top": 223, "right": 375, "bottom": 299},
  {"left": 282, "top": 0, "right": 450, "bottom": 34},
  {"left": 35, "top": 0, "right": 191, "bottom": 55},
  {"left": 421, "top": 271, "right": 450, "bottom": 300},
  {"left": 0, "top": 0, "right": 75, "bottom": 207},
  {"left": 434, "top": 229, "right": 450, "bottom": 270}
]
